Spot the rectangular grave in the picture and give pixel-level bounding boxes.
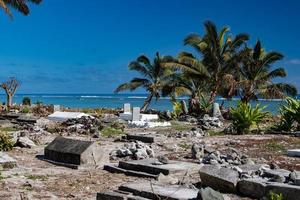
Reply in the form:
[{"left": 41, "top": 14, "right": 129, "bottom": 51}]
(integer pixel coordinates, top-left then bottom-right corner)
[
  {"left": 44, "top": 136, "right": 107, "bottom": 167},
  {"left": 287, "top": 149, "right": 300, "bottom": 157}
]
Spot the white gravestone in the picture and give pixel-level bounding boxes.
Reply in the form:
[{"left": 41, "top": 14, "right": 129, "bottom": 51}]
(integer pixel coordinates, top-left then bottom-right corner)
[
  {"left": 124, "top": 103, "right": 131, "bottom": 113},
  {"left": 132, "top": 107, "right": 141, "bottom": 121}
]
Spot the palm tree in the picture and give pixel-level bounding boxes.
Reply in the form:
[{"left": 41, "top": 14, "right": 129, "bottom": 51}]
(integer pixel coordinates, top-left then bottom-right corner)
[
  {"left": 0, "top": 0, "right": 41, "bottom": 18},
  {"left": 115, "top": 52, "right": 174, "bottom": 112},
  {"left": 183, "top": 21, "right": 249, "bottom": 103},
  {"left": 224, "top": 40, "right": 297, "bottom": 103}
]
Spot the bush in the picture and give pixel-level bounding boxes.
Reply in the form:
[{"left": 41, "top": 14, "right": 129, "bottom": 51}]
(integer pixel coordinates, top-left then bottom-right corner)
[
  {"left": 199, "top": 95, "right": 212, "bottom": 114},
  {"left": 21, "top": 107, "right": 30, "bottom": 113},
  {"left": 22, "top": 97, "right": 31, "bottom": 106},
  {"left": 172, "top": 101, "right": 182, "bottom": 118},
  {"left": 230, "top": 101, "right": 270, "bottom": 134},
  {"left": 275, "top": 97, "right": 300, "bottom": 131},
  {"left": 268, "top": 191, "right": 284, "bottom": 200},
  {"left": 0, "top": 132, "right": 14, "bottom": 151}
]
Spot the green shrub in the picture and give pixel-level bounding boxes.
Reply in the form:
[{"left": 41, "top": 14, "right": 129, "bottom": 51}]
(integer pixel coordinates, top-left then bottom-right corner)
[
  {"left": 101, "top": 127, "right": 123, "bottom": 137},
  {"left": 172, "top": 101, "right": 182, "bottom": 118},
  {"left": 21, "top": 107, "right": 30, "bottom": 113},
  {"left": 275, "top": 97, "right": 300, "bottom": 131},
  {"left": 199, "top": 95, "right": 212, "bottom": 114},
  {"left": 22, "top": 97, "right": 31, "bottom": 106},
  {"left": 0, "top": 132, "right": 14, "bottom": 151},
  {"left": 230, "top": 101, "right": 270, "bottom": 134},
  {"left": 268, "top": 191, "right": 284, "bottom": 200}
]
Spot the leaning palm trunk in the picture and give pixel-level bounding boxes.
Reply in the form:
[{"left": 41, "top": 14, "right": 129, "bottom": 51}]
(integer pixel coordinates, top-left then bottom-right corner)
[{"left": 141, "top": 94, "right": 153, "bottom": 112}]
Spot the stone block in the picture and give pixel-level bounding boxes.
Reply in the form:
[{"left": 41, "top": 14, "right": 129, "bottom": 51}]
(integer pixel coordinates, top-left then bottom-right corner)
[
  {"left": 266, "top": 182, "right": 300, "bottom": 200},
  {"left": 237, "top": 178, "right": 266, "bottom": 199},
  {"left": 287, "top": 149, "right": 300, "bottom": 157},
  {"left": 125, "top": 133, "right": 155, "bottom": 143},
  {"left": 199, "top": 165, "right": 239, "bottom": 193},
  {"left": 44, "top": 136, "right": 108, "bottom": 167}
]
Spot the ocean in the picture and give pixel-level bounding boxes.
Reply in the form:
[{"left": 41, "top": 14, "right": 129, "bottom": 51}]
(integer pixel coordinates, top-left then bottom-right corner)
[{"left": 1, "top": 94, "right": 298, "bottom": 114}]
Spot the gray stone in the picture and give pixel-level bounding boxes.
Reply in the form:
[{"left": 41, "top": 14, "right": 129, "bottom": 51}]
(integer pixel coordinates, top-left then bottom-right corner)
[
  {"left": 157, "top": 173, "right": 178, "bottom": 184},
  {"left": 119, "top": 181, "right": 199, "bottom": 200},
  {"left": 97, "top": 191, "right": 150, "bottom": 200},
  {"left": 16, "top": 115, "right": 38, "bottom": 123},
  {"left": 198, "top": 187, "right": 224, "bottom": 200},
  {"left": 181, "top": 100, "right": 188, "bottom": 115},
  {"left": 157, "top": 155, "right": 169, "bottom": 164},
  {"left": 294, "top": 131, "right": 300, "bottom": 137},
  {"left": 132, "top": 107, "right": 141, "bottom": 121},
  {"left": 287, "top": 149, "right": 300, "bottom": 157},
  {"left": 44, "top": 136, "right": 108, "bottom": 166},
  {"left": 0, "top": 152, "right": 17, "bottom": 169},
  {"left": 290, "top": 171, "right": 300, "bottom": 186},
  {"left": 237, "top": 178, "right": 266, "bottom": 199},
  {"left": 191, "top": 143, "right": 204, "bottom": 159},
  {"left": 199, "top": 165, "right": 239, "bottom": 193},
  {"left": 264, "top": 169, "right": 291, "bottom": 179},
  {"left": 213, "top": 103, "right": 224, "bottom": 120},
  {"left": 16, "top": 136, "right": 36, "bottom": 148}
]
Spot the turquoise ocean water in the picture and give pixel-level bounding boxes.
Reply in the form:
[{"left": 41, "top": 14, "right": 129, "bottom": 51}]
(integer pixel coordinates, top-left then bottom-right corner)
[{"left": 1, "top": 94, "right": 299, "bottom": 114}]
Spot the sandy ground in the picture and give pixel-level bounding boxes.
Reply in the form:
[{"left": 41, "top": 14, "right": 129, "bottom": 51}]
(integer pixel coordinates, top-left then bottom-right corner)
[{"left": 0, "top": 128, "right": 299, "bottom": 200}]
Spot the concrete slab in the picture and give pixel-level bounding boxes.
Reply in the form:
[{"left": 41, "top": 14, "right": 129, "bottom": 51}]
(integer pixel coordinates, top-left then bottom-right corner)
[
  {"left": 119, "top": 181, "right": 199, "bottom": 200},
  {"left": 104, "top": 164, "right": 158, "bottom": 179},
  {"left": 287, "top": 149, "right": 300, "bottom": 157},
  {"left": 118, "top": 158, "right": 201, "bottom": 176},
  {"left": 44, "top": 136, "right": 108, "bottom": 167},
  {"left": 266, "top": 182, "right": 300, "bottom": 200},
  {"left": 47, "top": 111, "right": 92, "bottom": 121},
  {"left": 125, "top": 133, "right": 156, "bottom": 143},
  {"left": 97, "top": 191, "right": 150, "bottom": 200},
  {"left": 237, "top": 178, "right": 266, "bottom": 199}
]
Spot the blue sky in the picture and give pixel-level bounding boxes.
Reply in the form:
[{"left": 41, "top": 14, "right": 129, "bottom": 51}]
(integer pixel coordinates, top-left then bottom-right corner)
[{"left": 0, "top": 0, "right": 300, "bottom": 94}]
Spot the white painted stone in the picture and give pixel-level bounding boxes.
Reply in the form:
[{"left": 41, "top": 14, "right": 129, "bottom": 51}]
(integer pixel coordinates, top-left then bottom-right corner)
[
  {"left": 123, "top": 103, "right": 131, "bottom": 114},
  {"left": 48, "top": 111, "right": 93, "bottom": 121},
  {"left": 287, "top": 149, "right": 300, "bottom": 157},
  {"left": 132, "top": 107, "right": 141, "bottom": 121}
]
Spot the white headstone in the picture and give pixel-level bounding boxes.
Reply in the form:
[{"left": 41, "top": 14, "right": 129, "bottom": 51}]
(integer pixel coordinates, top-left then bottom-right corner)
[
  {"left": 124, "top": 103, "right": 131, "bottom": 113},
  {"left": 132, "top": 107, "right": 141, "bottom": 121},
  {"left": 213, "top": 103, "right": 224, "bottom": 120},
  {"left": 53, "top": 105, "right": 61, "bottom": 112}
]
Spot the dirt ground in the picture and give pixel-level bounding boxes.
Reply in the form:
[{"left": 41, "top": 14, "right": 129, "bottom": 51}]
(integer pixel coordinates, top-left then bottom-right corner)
[{"left": 1, "top": 128, "right": 299, "bottom": 200}]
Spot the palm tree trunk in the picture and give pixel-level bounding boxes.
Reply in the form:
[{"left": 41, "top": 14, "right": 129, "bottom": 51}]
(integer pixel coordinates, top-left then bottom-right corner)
[
  {"left": 6, "top": 93, "right": 12, "bottom": 110},
  {"left": 141, "top": 94, "right": 153, "bottom": 112}
]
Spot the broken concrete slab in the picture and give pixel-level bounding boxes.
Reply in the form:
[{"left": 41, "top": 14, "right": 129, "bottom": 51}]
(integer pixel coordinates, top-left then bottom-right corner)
[
  {"left": 237, "top": 178, "right": 266, "bottom": 199},
  {"left": 287, "top": 149, "right": 300, "bottom": 157},
  {"left": 124, "top": 133, "right": 156, "bottom": 143},
  {"left": 264, "top": 168, "right": 291, "bottom": 179},
  {"left": 97, "top": 190, "right": 150, "bottom": 200},
  {"left": 16, "top": 115, "right": 38, "bottom": 123},
  {"left": 44, "top": 136, "right": 108, "bottom": 167},
  {"left": 103, "top": 164, "right": 158, "bottom": 179},
  {"left": 118, "top": 158, "right": 201, "bottom": 176},
  {"left": 47, "top": 111, "right": 93, "bottom": 121},
  {"left": 199, "top": 165, "right": 239, "bottom": 193},
  {"left": 0, "top": 152, "right": 17, "bottom": 169},
  {"left": 119, "top": 181, "right": 199, "bottom": 200}
]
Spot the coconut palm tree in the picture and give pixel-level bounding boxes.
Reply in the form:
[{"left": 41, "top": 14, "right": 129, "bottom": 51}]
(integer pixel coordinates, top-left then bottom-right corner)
[
  {"left": 115, "top": 52, "right": 174, "bottom": 112},
  {"left": 224, "top": 40, "right": 297, "bottom": 103},
  {"left": 0, "top": 0, "right": 41, "bottom": 18},
  {"left": 183, "top": 21, "right": 249, "bottom": 103}
]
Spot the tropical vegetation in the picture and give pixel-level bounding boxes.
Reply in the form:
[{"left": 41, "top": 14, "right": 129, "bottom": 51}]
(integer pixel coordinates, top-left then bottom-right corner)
[
  {"left": 230, "top": 101, "right": 270, "bottom": 134},
  {"left": 0, "top": 0, "right": 41, "bottom": 18},
  {"left": 115, "top": 20, "right": 297, "bottom": 117}
]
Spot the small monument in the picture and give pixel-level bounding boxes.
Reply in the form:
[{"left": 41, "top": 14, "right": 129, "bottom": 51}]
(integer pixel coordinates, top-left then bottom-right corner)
[
  {"left": 44, "top": 136, "right": 108, "bottom": 168},
  {"left": 123, "top": 103, "right": 131, "bottom": 113},
  {"left": 132, "top": 107, "right": 141, "bottom": 121}
]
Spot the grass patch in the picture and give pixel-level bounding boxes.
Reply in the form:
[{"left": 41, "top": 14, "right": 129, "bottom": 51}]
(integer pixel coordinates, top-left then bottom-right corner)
[
  {"left": 26, "top": 174, "right": 49, "bottom": 181},
  {"left": 266, "top": 140, "right": 286, "bottom": 152},
  {"left": 171, "top": 122, "right": 193, "bottom": 131},
  {"left": 101, "top": 127, "right": 124, "bottom": 137},
  {"left": 0, "top": 127, "right": 19, "bottom": 132},
  {"left": 179, "top": 142, "right": 191, "bottom": 150},
  {"left": 207, "top": 130, "right": 224, "bottom": 136},
  {"left": 0, "top": 172, "right": 5, "bottom": 181}
]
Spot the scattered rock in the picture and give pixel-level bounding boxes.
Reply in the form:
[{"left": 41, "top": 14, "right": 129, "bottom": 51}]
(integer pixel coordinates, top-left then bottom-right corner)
[
  {"left": 112, "top": 141, "right": 154, "bottom": 160},
  {"left": 157, "top": 155, "right": 169, "bottom": 164},
  {"left": 16, "top": 136, "right": 36, "bottom": 148},
  {"left": 0, "top": 152, "right": 17, "bottom": 169},
  {"left": 198, "top": 187, "right": 225, "bottom": 200}
]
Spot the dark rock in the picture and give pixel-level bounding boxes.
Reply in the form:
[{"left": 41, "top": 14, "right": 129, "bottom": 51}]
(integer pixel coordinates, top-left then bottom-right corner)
[
  {"left": 237, "top": 178, "right": 266, "bottom": 199},
  {"left": 198, "top": 187, "right": 224, "bottom": 200}
]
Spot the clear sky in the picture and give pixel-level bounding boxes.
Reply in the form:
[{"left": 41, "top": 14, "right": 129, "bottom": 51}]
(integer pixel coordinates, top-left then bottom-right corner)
[{"left": 1, "top": 0, "right": 300, "bottom": 94}]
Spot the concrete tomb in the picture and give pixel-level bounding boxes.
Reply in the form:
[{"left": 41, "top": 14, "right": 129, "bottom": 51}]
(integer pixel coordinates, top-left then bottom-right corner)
[
  {"left": 47, "top": 111, "right": 92, "bottom": 121},
  {"left": 44, "top": 136, "right": 107, "bottom": 168}
]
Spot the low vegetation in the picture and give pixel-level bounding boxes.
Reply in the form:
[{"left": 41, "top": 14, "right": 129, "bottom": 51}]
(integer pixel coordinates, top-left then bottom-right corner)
[
  {"left": 0, "top": 132, "right": 14, "bottom": 151},
  {"left": 266, "top": 140, "right": 286, "bottom": 152},
  {"left": 230, "top": 101, "right": 270, "bottom": 134}
]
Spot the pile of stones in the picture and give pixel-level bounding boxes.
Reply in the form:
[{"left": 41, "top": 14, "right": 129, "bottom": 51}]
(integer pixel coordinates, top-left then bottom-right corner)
[
  {"left": 110, "top": 141, "right": 154, "bottom": 160},
  {"left": 192, "top": 144, "right": 254, "bottom": 166},
  {"left": 199, "top": 114, "right": 223, "bottom": 130},
  {"left": 61, "top": 116, "right": 104, "bottom": 135},
  {"left": 168, "top": 127, "right": 205, "bottom": 138}
]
